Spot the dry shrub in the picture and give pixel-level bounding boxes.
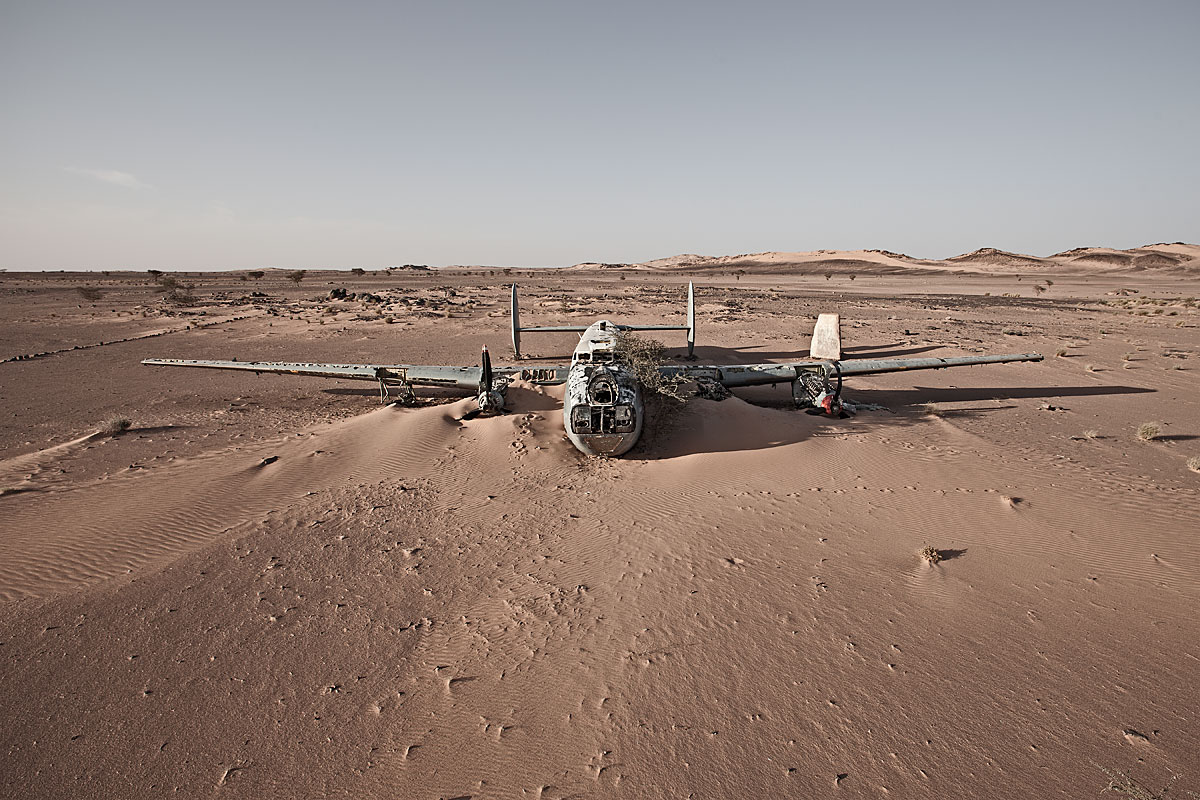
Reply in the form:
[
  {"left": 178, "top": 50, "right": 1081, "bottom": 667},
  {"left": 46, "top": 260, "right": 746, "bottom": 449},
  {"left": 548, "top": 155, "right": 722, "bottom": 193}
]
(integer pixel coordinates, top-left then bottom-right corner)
[
  {"left": 1186, "top": 456, "right": 1200, "bottom": 473},
  {"left": 1136, "top": 421, "right": 1161, "bottom": 441},
  {"left": 1082, "top": 429, "right": 1100, "bottom": 440},
  {"left": 613, "top": 331, "right": 688, "bottom": 401},
  {"left": 101, "top": 417, "right": 131, "bottom": 436},
  {"left": 919, "top": 545, "right": 942, "bottom": 564},
  {"left": 76, "top": 286, "right": 104, "bottom": 301}
]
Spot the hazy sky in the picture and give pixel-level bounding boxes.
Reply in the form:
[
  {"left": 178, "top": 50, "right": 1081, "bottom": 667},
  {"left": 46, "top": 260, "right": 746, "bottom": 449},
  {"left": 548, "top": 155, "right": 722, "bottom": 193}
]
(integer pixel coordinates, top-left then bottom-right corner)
[{"left": 2, "top": 0, "right": 1197, "bottom": 269}]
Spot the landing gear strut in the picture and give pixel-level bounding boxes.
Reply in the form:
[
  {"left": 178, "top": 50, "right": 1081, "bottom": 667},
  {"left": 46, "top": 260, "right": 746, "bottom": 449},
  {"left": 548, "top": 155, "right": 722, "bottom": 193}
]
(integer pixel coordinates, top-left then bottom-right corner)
[{"left": 376, "top": 368, "right": 416, "bottom": 405}]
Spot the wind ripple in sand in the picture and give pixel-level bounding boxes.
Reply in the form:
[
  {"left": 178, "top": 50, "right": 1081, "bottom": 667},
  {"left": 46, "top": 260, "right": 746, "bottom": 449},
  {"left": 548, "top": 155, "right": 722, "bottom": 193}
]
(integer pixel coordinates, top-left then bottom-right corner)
[{"left": 0, "top": 402, "right": 466, "bottom": 601}]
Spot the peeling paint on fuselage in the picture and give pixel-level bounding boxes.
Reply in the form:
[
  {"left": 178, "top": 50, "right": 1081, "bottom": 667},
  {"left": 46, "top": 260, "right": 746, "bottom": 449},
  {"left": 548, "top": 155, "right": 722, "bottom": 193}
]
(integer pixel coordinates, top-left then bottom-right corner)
[{"left": 562, "top": 321, "right": 644, "bottom": 456}]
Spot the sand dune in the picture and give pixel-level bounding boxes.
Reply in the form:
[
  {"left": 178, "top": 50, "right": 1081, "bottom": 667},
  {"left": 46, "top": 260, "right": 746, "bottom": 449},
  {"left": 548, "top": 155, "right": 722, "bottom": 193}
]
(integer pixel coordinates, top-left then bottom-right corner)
[
  {"left": 624, "top": 243, "right": 1199, "bottom": 276},
  {"left": 2, "top": 267, "right": 1199, "bottom": 798}
]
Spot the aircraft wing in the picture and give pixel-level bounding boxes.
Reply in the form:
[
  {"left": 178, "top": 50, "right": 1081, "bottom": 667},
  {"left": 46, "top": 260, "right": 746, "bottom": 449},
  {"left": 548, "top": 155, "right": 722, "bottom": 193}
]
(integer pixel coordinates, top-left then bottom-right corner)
[
  {"left": 661, "top": 352, "right": 1043, "bottom": 388},
  {"left": 142, "top": 358, "right": 570, "bottom": 389}
]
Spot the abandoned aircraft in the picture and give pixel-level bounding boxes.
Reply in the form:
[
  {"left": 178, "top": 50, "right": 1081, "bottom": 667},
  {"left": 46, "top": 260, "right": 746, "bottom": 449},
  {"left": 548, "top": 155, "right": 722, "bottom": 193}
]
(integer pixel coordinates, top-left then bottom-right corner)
[{"left": 143, "top": 284, "right": 1044, "bottom": 456}]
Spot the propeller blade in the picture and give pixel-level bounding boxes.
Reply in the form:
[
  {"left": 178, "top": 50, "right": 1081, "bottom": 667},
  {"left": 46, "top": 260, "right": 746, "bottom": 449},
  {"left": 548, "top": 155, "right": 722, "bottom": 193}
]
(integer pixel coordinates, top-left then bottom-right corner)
[{"left": 480, "top": 345, "right": 493, "bottom": 395}]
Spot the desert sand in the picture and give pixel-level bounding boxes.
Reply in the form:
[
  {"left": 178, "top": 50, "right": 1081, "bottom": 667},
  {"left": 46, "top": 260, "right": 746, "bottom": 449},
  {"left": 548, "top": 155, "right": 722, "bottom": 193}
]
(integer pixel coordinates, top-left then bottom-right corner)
[{"left": 2, "top": 246, "right": 1199, "bottom": 798}]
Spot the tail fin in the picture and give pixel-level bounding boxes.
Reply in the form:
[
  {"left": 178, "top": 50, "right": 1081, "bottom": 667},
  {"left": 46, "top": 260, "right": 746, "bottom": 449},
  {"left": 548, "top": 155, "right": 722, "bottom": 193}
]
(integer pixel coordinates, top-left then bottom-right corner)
[
  {"left": 509, "top": 283, "right": 590, "bottom": 358},
  {"left": 686, "top": 282, "right": 695, "bottom": 357},
  {"left": 810, "top": 313, "right": 841, "bottom": 360},
  {"left": 511, "top": 284, "right": 521, "bottom": 358}
]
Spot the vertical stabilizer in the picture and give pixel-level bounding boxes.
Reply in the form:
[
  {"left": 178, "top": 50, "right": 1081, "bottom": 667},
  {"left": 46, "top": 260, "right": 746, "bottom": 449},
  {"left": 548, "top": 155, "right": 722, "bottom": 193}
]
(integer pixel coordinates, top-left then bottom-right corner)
[
  {"left": 810, "top": 313, "right": 841, "bottom": 360},
  {"left": 686, "top": 282, "right": 696, "bottom": 357},
  {"left": 511, "top": 284, "right": 521, "bottom": 359}
]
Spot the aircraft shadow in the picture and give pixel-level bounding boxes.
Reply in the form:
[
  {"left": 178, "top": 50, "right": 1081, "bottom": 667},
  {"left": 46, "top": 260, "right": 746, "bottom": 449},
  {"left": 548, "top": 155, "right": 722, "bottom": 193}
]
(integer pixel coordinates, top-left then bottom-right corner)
[
  {"left": 734, "top": 383, "right": 1153, "bottom": 410},
  {"left": 842, "top": 343, "right": 944, "bottom": 358}
]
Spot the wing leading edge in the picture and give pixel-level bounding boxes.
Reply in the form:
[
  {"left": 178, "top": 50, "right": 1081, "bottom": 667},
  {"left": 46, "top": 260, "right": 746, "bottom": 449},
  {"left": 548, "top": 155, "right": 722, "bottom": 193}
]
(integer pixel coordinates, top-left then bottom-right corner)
[{"left": 141, "top": 358, "right": 570, "bottom": 388}]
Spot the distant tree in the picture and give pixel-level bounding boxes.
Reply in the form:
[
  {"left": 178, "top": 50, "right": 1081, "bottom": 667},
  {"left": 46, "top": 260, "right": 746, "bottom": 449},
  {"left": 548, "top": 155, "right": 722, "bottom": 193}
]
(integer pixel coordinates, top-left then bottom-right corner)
[
  {"left": 248, "top": 270, "right": 265, "bottom": 281},
  {"left": 287, "top": 270, "right": 306, "bottom": 286},
  {"left": 350, "top": 267, "right": 365, "bottom": 276},
  {"left": 147, "top": 269, "right": 163, "bottom": 279}
]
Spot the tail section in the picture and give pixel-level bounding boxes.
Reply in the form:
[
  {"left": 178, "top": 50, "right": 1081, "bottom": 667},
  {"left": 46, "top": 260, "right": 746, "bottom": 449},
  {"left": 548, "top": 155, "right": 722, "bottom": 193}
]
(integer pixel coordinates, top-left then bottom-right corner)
[
  {"left": 510, "top": 282, "right": 696, "bottom": 358},
  {"left": 810, "top": 313, "right": 841, "bottom": 360},
  {"left": 511, "top": 284, "right": 521, "bottom": 358},
  {"left": 686, "top": 282, "right": 695, "bottom": 357}
]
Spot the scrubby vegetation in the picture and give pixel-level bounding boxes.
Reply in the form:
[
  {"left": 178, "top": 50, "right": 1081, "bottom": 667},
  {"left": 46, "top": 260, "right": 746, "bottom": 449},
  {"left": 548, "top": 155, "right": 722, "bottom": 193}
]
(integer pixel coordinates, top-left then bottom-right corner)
[
  {"left": 1136, "top": 422, "right": 1161, "bottom": 441},
  {"left": 613, "top": 331, "right": 688, "bottom": 401},
  {"left": 100, "top": 417, "right": 132, "bottom": 436},
  {"left": 919, "top": 545, "right": 942, "bottom": 564}
]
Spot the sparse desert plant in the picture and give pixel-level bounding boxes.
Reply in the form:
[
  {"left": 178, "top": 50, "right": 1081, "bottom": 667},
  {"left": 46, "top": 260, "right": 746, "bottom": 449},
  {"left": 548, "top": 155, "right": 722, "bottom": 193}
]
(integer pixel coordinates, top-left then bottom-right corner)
[
  {"left": 1122, "top": 352, "right": 1135, "bottom": 361},
  {"left": 1083, "top": 429, "right": 1100, "bottom": 440},
  {"left": 1186, "top": 456, "right": 1200, "bottom": 473},
  {"left": 1055, "top": 347, "right": 1068, "bottom": 358},
  {"left": 613, "top": 331, "right": 688, "bottom": 401},
  {"left": 1136, "top": 421, "right": 1161, "bottom": 441},
  {"left": 1086, "top": 363, "right": 1100, "bottom": 373},
  {"left": 287, "top": 270, "right": 306, "bottom": 286},
  {"left": 100, "top": 417, "right": 132, "bottom": 436},
  {"left": 920, "top": 402, "right": 940, "bottom": 416},
  {"left": 848, "top": 274, "right": 856, "bottom": 281},
  {"left": 147, "top": 269, "right": 162, "bottom": 279},
  {"left": 350, "top": 267, "right": 365, "bottom": 276},
  {"left": 824, "top": 272, "right": 833, "bottom": 281},
  {"left": 164, "top": 284, "right": 196, "bottom": 305},
  {"left": 76, "top": 286, "right": 104, "bottom": 301},
  {"left": 1099, "top": 766, "right": 1177, "bottom": 799},
  {"left": 919, "top": 545, "right": 942, "bottom": 564},
  {"left": 1034, "top": 284, "right": 1046, "bottom": 295},
  {"left": 248, "top": 270, "right": 265, "bottom": 281}
]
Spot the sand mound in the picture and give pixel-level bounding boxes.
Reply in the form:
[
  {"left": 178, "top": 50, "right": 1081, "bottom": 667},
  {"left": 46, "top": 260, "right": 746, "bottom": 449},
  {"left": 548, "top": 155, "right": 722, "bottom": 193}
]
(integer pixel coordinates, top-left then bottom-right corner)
[{"left": 947, "top": 247, "right": 1051, "bottom": 269}]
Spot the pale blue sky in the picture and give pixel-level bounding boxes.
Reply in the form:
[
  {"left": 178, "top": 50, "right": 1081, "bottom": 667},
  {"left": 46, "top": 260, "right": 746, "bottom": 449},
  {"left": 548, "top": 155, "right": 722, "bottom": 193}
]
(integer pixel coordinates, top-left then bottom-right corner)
[{"left": 2, "top": 0, "right": 1197, "bottom": 269}]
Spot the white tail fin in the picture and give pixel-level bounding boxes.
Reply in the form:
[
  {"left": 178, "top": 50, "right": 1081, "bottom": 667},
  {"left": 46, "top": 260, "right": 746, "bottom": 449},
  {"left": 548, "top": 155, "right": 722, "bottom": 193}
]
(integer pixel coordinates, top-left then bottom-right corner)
[{"left": 810, "top": 313, "right": 841, "bottom": 360}]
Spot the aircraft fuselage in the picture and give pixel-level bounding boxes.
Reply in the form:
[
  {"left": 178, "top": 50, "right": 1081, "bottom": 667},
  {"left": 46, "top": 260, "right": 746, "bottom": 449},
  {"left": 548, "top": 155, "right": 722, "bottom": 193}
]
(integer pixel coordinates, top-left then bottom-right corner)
[{"left": 561, "top": 321, "right": 644, "bottom": 456}]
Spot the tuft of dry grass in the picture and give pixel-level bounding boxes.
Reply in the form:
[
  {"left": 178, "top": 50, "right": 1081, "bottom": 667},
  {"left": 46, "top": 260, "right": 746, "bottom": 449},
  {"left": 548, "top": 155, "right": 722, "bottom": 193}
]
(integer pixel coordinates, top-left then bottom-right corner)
[
  {"left": 1086, "top": 363, "right": 1100, "bottom": 373},
  {"left": 1055, "top": 347, "right": 1068, "bottom": 358},
  {"left": 1136, "top": 421, "right": 1161, "bottom": 442},
  {"left": 919, "top": 545, "right": 942, "bottom": 564},
  {"left": 1099, "top": 766, "right": 1177, "bottom": 799},
  {"left": 1186, "top": 456, "right": 1200, "bottom": 473},
  {"left": 1082, "top": 429, "right": 1101, "bottom": 440},
  {"left": 100, "top": 417, "right": 132, "bottom": 436}
]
